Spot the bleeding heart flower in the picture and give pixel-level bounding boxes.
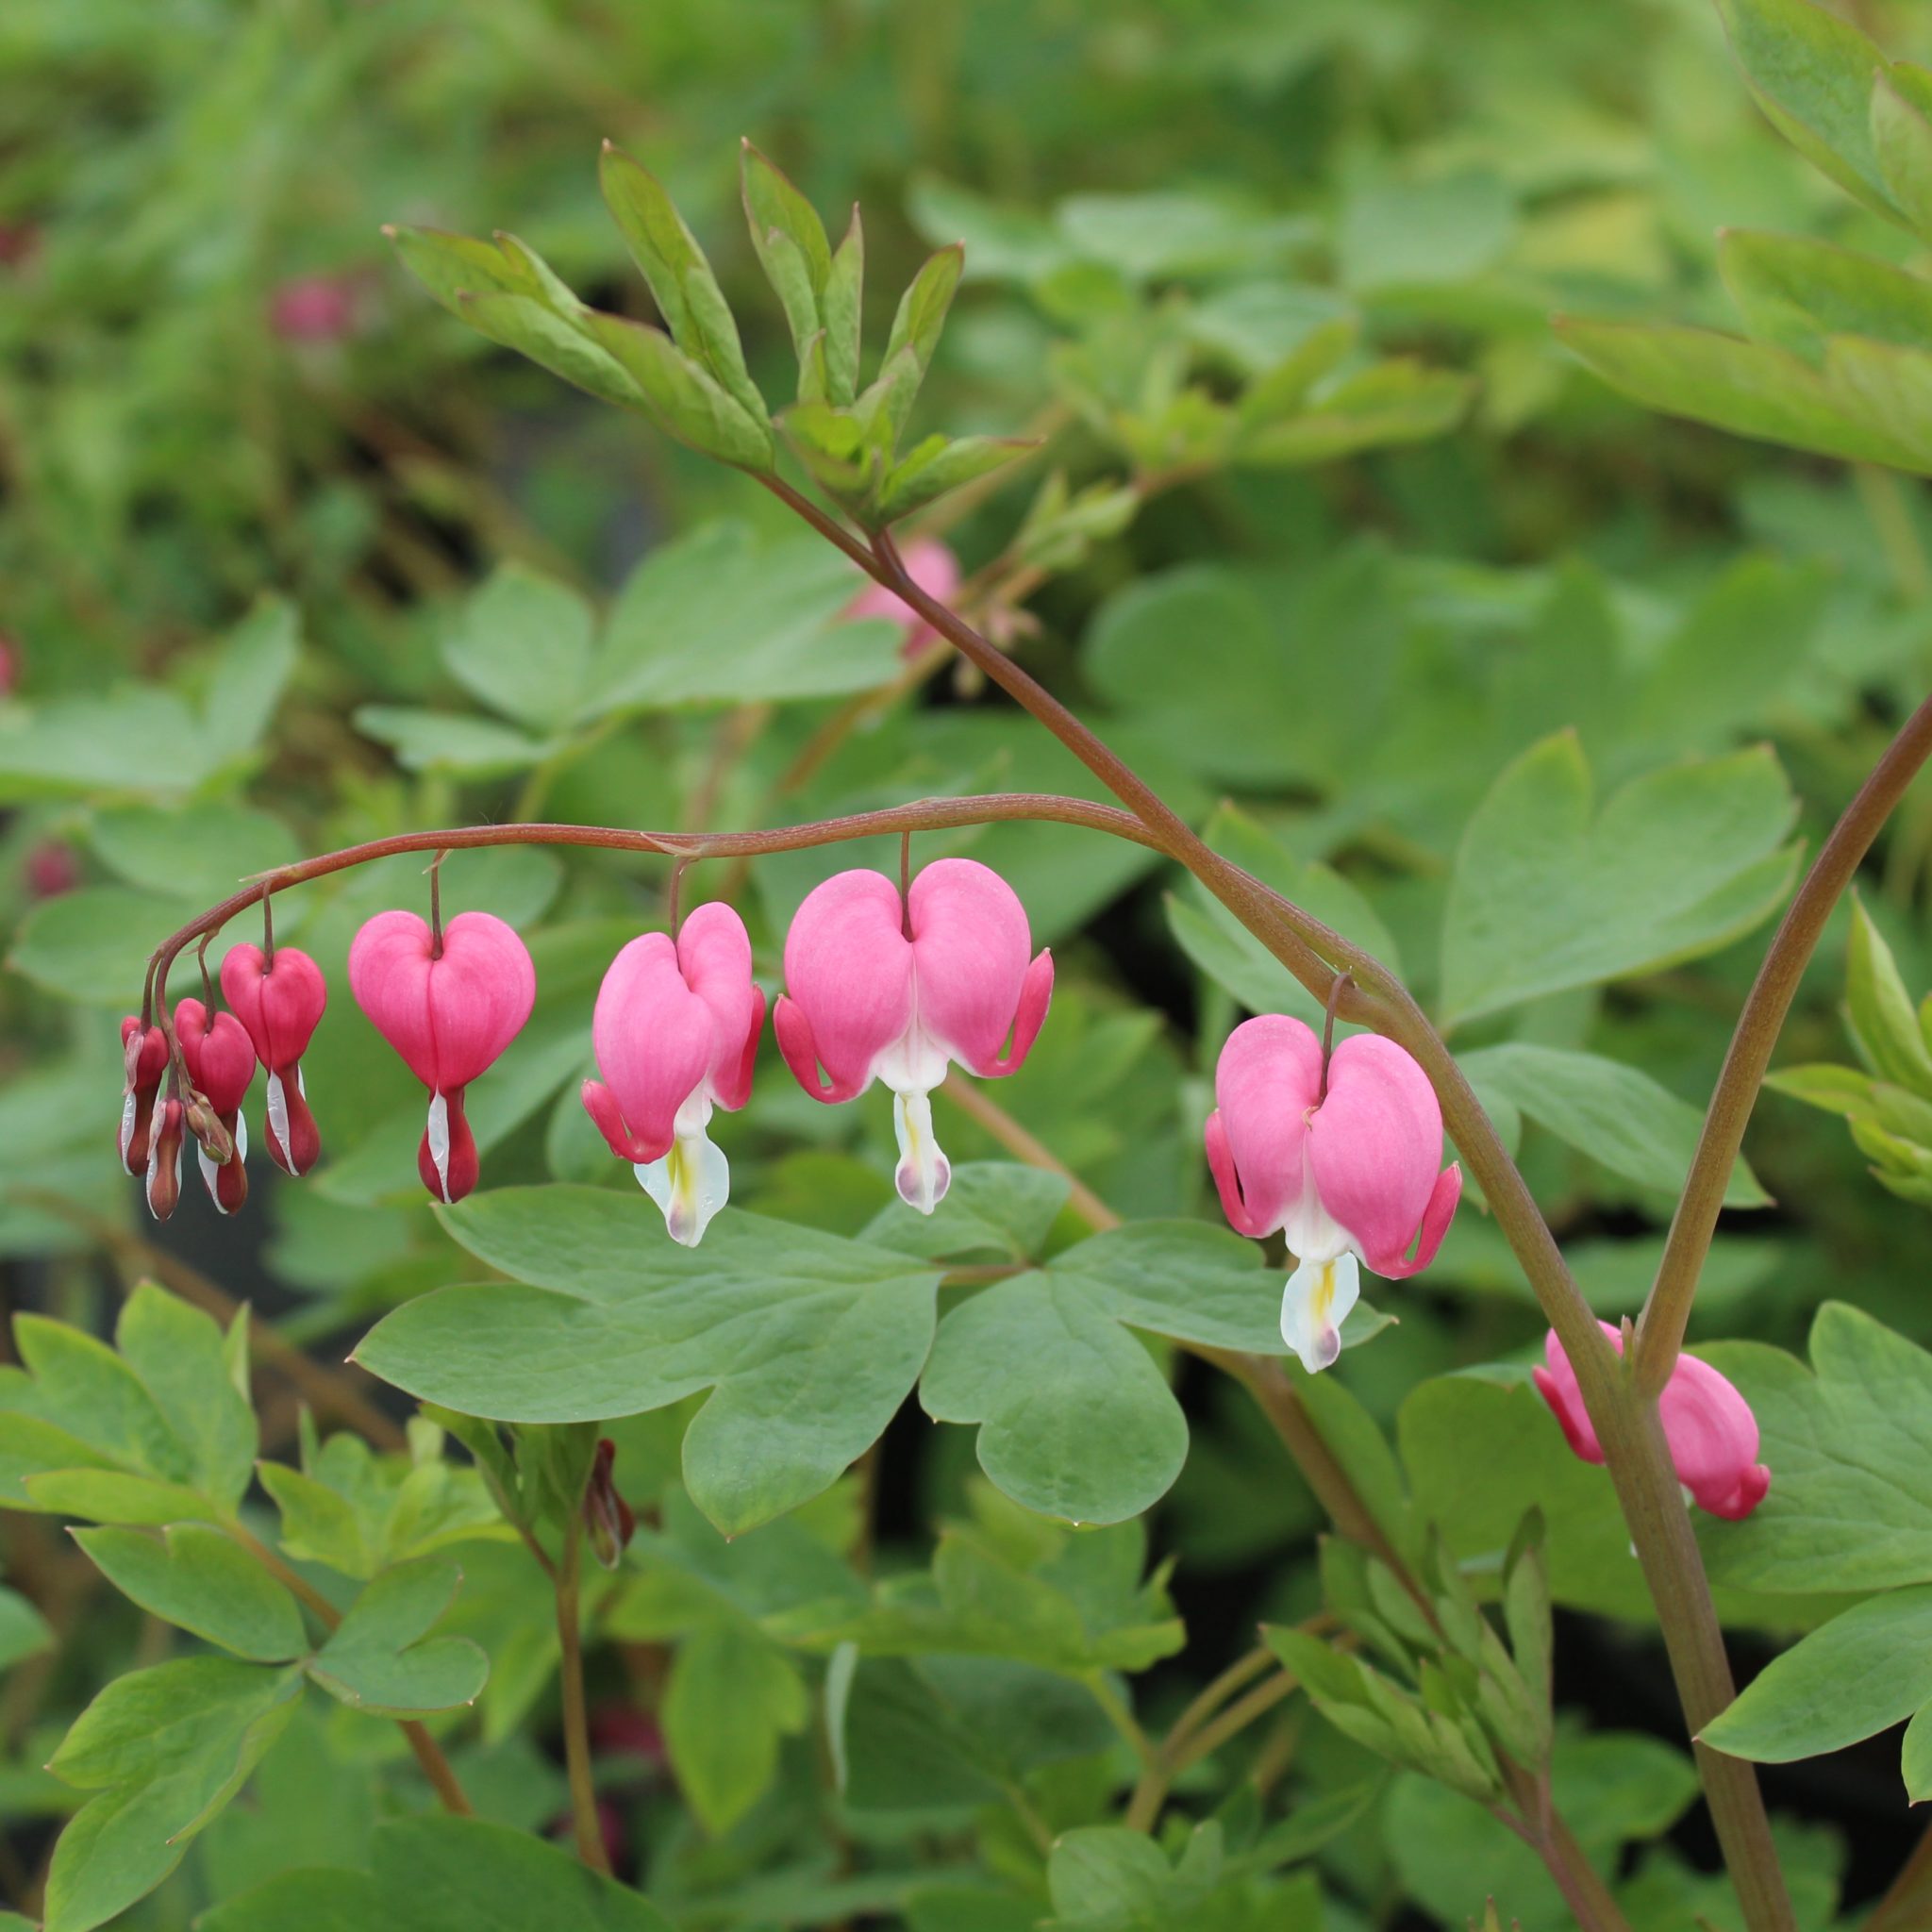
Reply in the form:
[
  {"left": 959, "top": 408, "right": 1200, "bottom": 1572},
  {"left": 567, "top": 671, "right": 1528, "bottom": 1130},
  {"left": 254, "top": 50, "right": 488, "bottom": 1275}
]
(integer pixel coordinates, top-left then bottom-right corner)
[
  {"left": 846, "top": 538, "right": 960, "bottom": 658},
  {"left": 145, "top": 1095, "right": 185, "bottom": 1223},
  {"left": 221, "top": 943, "right": 328, "bottom": 1176},
  {"left": 174, "top": 998, "right": 256, "bottom": 1216},
  {"left": 1535, "top": 1323, "right": 1771, "bottom": 1521},
  {"left": 25, "top": 840, "right": 76, "bottom": 899},
  {"left": 348, "top": 910, "right": 536, "bottom": 1204},
  {"left": 581, "top": 903, "right": 764, "bottom": 1248},
  {"left": 117, "top": 1017, "right": 169, "bottom": 1174},
  {"left": 775, "top": 858, "right": 1053, "bottom": 1214},
  {"left": 269, "top": 274, "right": 359, "bottom": 342},
  {"left": 1206, "top": 1015, "right": 1462, "bottom": 1375}
]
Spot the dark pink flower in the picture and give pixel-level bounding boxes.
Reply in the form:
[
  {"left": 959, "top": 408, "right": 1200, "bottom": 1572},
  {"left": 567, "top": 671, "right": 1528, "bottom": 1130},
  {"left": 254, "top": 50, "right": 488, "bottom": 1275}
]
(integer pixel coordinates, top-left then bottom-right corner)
[
  {"left": 1535, "top": 1323, "right": 1771, "bottom": 1521},
  {"left": 175, "top": 999, "right": 256, "bottom": 1217},
  {"left": 776, "top": 859, "right": 1053, "bottom": 1213},
  {"left": 269, "top": 275, "right": 358, "bottom": 342},
  {"left": 348, "top": 910, "right": 536, "bottom": 1203},
  {"left": 1206, "top": 1015, "right": 1462, "bottom": 1374},
  {"left": 581, "top": 904, "right": 764, "bottom": 1247},
  {"left": 25, "top": 841, "right": 77, "bottom": 899},
  {"left": 117, "top": 1017, "right": 169, "bottom": 1174},
  {"left": 221, "top": 943, "right": 328, "bottom": 1175},
  {"left": 145, "top": 1095, "right": 185, "bottom": 1223},
  {"left": 846, "top": 538, "right": 961, "bottom": 658}
]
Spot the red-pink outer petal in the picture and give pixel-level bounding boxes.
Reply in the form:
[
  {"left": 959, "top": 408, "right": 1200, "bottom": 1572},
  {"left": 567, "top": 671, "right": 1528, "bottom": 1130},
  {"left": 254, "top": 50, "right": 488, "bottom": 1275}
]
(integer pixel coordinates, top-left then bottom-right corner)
[
  {"left": 348, "top": 909, "right": 535, "bottom": 1091},
  {"left": 1208, "top": 1015, "right": 1324, "bottom": 1238},
  {"left": 908, "top": 858, "right": 1047, "bottom": 1075},
  {"left": 778, "top": 871, "right": 913, "bottom": 1101},
  {"left": 220, "top": 944, "right": 328, "bottom": 1073}
]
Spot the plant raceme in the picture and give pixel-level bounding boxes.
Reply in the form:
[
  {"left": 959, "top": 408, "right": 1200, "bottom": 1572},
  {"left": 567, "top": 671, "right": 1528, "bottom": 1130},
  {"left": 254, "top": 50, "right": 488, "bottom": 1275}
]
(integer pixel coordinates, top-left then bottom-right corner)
[
  {"left": 1537, "top": 1322, "right": 1770, "bottom": 1521},
  {"left": 1205, "top": 1015, "right": 1463, "bottom": 1373}
]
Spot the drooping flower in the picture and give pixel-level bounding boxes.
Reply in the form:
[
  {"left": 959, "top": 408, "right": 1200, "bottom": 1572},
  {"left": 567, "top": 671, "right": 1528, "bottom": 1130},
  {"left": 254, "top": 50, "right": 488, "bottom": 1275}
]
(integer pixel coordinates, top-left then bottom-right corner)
[
  {"left": 117, "top": 1017, "right": 169, "bottom": 1174},
  {"left": 1534, "top": 1323, "right": 1771, "bottom": 1521},
  {"left": 145, "top": 1096, "right": 185, "bottom": 1223},
  {"left": 221, "top": 943, "right": 328, "bottom": 1176},
  {"left": 846, "top": 538, "right": 961, "bottom": 658},
  {"left": 269, "top": 274, "right": 359, "bottom": 342},
  {"left": 174, "top": 998, "right": 256, "bottom": 1216},
  {"left": 581, "top": 903, "right": 765, "bottom": 1247},
  {"left": 348, "top": 910, "right": 536, "bottom": 1204},
  {"left": 775, "top": 858, "right": 1054, "bottom": 1213},
  {"left": 1206, "top": 1014, "right": 1462, "bottom": 1375}
]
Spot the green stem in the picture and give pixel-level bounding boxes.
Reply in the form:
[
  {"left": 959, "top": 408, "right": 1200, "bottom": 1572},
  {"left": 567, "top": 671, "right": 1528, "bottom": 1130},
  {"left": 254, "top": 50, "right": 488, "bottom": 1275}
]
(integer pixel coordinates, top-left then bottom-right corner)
[
  {"left": 777, "top": 480, "right": 1794, "bottom": 1930},
  {"left": 1086, "top": 1671, "right": 1159, "bottom": 1774},
  {"left": 556, "top": 1518, "right": 612, "bottom": 1874},
  {"left": 1636, "top": 684, "right": 1932, "bottom": 1394},
  {"left": 225, "top": 1522, "right": 473, "bottom": 1816},
  {"left": 1870, "top": 1817, "right": 1932, "bottom": 1932}
]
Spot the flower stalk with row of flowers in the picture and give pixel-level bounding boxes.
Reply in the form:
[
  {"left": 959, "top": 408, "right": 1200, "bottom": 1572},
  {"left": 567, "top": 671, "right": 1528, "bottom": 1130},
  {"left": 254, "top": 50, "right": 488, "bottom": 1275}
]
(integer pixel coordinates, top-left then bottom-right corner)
[{"left": 103, "top": 136, "right": 1932, "bottom": 1932}]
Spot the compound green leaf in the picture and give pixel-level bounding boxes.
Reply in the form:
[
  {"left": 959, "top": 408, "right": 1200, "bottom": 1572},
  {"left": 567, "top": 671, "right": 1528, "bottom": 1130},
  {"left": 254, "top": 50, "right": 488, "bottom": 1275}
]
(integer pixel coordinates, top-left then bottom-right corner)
[
  {"left": 75, "top": 1525, "right": 306, "bottom": 1661},
  {"left": 308, "top": 1557, "right": 488, "bottom": 1717}
]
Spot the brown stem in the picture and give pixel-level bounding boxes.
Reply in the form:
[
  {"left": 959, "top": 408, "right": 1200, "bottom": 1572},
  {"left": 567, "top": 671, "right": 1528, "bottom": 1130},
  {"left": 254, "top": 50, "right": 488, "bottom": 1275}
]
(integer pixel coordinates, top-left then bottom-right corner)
[
  {"left": 143, "top": 795, "right": 1163, "bottom": 1014},
  {"left": 778, "top": 481, "right": 1795, "bottom": 1926},
  {"left": 557, "top": 1518, "right": 612, "bottom": 1874},
  {"left": 1636, "top": 685, "right": 1932, "bottom": 1394},
  {"left": 1497, "top": 1759, "right": 1633, "bottom": 1932},
  {"left": 227, "top": 1522, "right": 472, "bottom": 1814},
  {"left": 1870, "top": 1818, "right": 1932, "bottom": 1932}
]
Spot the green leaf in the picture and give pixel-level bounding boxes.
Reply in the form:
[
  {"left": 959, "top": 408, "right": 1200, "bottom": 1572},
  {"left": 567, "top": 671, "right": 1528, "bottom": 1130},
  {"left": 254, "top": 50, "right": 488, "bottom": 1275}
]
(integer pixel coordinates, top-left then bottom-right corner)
[
  {"left": 199, "top": 598, "right": 300, "bottom": 767},
  {"left": 1165, "top": 803, "right": 1402, "bottom": 1031},
  {"left": 43, "top": 1657, "right": 303, "bottom": 1932},
  {"left": 0, "top": 1585, "right": 52, "bottom": 1671},
  {"left": 308, "top": 1557, "right": 489, "bottom": 1717},
  {"left": 1718, "top": 229, "right": 1932, "bottom": 358},
  {"left": 386, "top": 224, "right": 547, "bottom": 311},
  {"left": 75, "top": 1525, "right": 306, "bottom": 1661},
  {"left": 922, "top": 1221, "right": 1388, "bottom": 1524},
  {"left": 1047, "top": 1827, "right": 1179, "bottom": 1928},
  {"left": 1846, "top": 897, "right": 1932, "bottom": 1094},
  {"left": 1232, "top": 360, "right": 1474, "bottom": 466},
  {"left": 1701, "top": 1303, "right": 1932, "bottom": 1594},
  {"left": 1556, "top": 316, "right": 1932, "bottom": 473},
  {"left": 584, "top": 522, "right": 900, "bottom": 712},
  {"left": 860, "top": 1162, "right": 1071, "bottom": 1263},
  {"left": 1702, "top": 1584, "right": 1932, "bottom": 1763},
  {"left": 1874, "top": 73, "right": 1932, "bottom": 240},
  {"left": 661, "top": 1619, "right": 808, "bottom": 1834},
  {"left": 1457, "top": 1043, "right": 1769, "bottom": 1207},
  {"left": 574, "top": 307, "right": 774, "bottom": 469},
  {"left": 456, "top": 288, "right": 648, "bottom": 414},
  {"left": 863, "top": 244, "right": 963, "bottom": 451},
  {"left": 201, "top": 1814, "right": 674, "bottom": 1932},
  {"left": 824, "top": 208, "right": 865, "bottom": 407},
  {"left": 441, "top": 563, "right": 598, "bottom": 736},
  {"left": 11, "top": 887, "right": 178, "bottom": 1007},
  {"left": 878, "top": 434, "right": 1037, "bottom": 524},
  {"left": 1715, "top": 0, "right": 1899, "bottom": 219},
  {"left": 353, "top": 705, "right": 557, "bottom": 778},
  {"left": 115, "top": 1284, "right": 257, "bottom": 1511},
  {"left": 599, "top": 143, "right": 767, "bottom": 428},
  {"left": 741, "top": 141, "right": 835, "bottom": 372},
  {"left": 356, "top": 1189, "right": 942, "bottom": 1536},
  {"left": 1439, "top": 732, "right": 1799, "bottom": 1026},
  {"left": 88, "top": 802, "right": 300, "bottom": 907}
]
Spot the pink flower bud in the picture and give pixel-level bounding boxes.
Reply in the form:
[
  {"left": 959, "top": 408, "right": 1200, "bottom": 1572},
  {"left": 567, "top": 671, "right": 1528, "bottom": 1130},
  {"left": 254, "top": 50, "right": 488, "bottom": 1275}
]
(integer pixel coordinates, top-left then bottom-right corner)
[
  {"left": 25, "top": 840, "right": 77, "bottom": 899},
  {"left": 581, "top": 904, "right": 764, "bottom": 1247},
  {"left": 145, "top": 1096, "right": 185, "bottom": 1222},
  {"left": 1206, "top": 1015, "right": 1462, "bottom": 1374},
  {"left": 175, "top": 998, "right": 256, "bottom": 1216},
  {"left": 1534, "top": 1323, "right": 1771, "bottom": 1521},
  {"left": 269, "top": 274, "right": 358, "bottom": 342},
  {"left": 582, "top": 1438, "right": 636, "bottom": 1571},
  {"left": 117, "top": 1018, "right": 169, "bottom": 1174},
  {"left": 221, "top": 943, "right": 328, "bottom": 1175},
  {"left": 348, "top": 910, "right": 536, "bottom": 1205},
  {"left": 846, "top": 538, "right": 961, "bottom": 658},
  {"left": 0, "top": 637, "right": 21, "bottom": 698},
  {"left": 775, "top": 858, "right": 1053, "bottom": 1214}
]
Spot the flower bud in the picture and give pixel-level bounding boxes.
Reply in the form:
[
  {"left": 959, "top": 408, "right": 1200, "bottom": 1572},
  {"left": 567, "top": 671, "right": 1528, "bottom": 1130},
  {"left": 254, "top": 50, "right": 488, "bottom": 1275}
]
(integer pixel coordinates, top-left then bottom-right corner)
[
  {"left": 845, "top": 537, "right": 961, "bottom": 658},
  {"left": 582, "top": 1438, "right": 636, "bottom": 1571},
  {"left": 117, "top": 1017, "right": 169, "bottom": 1174},
  {"left": 25, "top": 840, "right": 75, "bottom": 898},
  {"left": 220, "top": 943, "right": 327, "bottom": 1175},
  {"left": 145, "top": 1096, "right": 185, "bottom": 1222},
  {"left": 269, "top": 274, "right": 359, "bottom": 342},
  {"left": 348, "top": 909, "right": 535, "bottom": 1204},
  {"left": 175, "top": 998, "right": 256, "bottom": 1216}
]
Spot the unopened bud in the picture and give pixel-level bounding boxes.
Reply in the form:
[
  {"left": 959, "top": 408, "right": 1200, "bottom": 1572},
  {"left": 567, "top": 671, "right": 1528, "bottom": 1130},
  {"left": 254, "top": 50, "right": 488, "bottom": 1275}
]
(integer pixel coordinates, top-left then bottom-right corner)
[
  {"left": 145, "top": 1098, "right": 185, "bottom": 1222},
  {"left": 117, "top": 1018, "right": 169, "bottom": 1174},
  {"left": 583, "top": 1438, "right": 636, "bottom": 1571},
  {"left": 175, "top": 999, "right": 254, "bottom": 1216}
]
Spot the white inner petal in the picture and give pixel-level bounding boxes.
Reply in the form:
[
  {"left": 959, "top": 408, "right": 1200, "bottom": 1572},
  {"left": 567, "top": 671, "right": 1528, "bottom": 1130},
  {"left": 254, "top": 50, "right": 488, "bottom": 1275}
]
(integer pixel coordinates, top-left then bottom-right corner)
[
  {"left": 635, "top": 1123, "right": 730, "bottom": 1248},
  {"left": 1279, "top": 1251, "right": 1359, "bottom": 1376},
  {"left": 426, "top": 1091, "right": 452, "bottom": 1203},
  {"left": 892, "top": 1087, "right": 951, "bottom": 1215},
  {"left": 1279, "top": 1140, "right": 1355, "bottom": 1264},
  {"left": 266, "top": 1072, "right": 291, "bottom": 1164},
  {"left": 119, "top": 1089, "right": 139, "bottom": 1173}
]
